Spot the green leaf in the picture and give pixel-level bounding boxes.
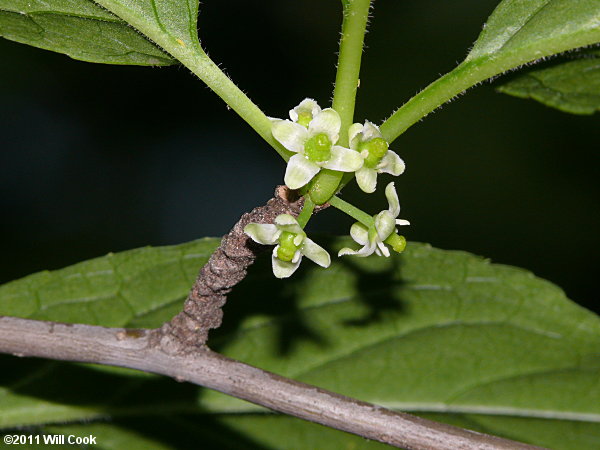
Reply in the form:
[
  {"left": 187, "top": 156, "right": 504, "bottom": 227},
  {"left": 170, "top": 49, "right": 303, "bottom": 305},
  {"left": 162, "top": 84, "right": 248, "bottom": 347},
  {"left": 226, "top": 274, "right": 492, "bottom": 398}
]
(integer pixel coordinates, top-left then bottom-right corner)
[
  {"left": 381, "top": 0, "right": 600, "bottom": 141},
  {"left": 0, "top": 0, "right": 174, "bottom": 65},
  {"left": 497, "top": 49, "right": 600, "bottom": 114},
  {"left": 1, "top": 238, "right": 599, "bottom": 449}
]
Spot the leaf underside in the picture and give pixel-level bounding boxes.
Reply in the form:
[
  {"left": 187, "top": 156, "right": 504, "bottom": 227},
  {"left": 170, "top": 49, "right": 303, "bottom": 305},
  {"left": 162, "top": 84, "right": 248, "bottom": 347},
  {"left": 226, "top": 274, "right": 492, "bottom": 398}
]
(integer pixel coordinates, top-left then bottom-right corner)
[
  {"left": 1, "top": 238, "right": 599, "bottom": 449},
  {"left": 498, "top": 49, "right": 600, "bottom": 114},
  {"left": 0, "top": 0, "right": 174, "bottom": 65}
]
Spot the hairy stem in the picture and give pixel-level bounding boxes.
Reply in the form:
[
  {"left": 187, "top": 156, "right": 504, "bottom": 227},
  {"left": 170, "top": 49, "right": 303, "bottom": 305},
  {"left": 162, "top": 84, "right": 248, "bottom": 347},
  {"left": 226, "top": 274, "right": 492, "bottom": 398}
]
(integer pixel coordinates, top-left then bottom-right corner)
[
  {"left": 329, "top": 195, "right": 374, "bottom": 226},
  {"left": 333, "top": 0, "right": 372, "bottom": 147},
  {"left": 0, "top": 316, "right": 544, "bottom": 450}
]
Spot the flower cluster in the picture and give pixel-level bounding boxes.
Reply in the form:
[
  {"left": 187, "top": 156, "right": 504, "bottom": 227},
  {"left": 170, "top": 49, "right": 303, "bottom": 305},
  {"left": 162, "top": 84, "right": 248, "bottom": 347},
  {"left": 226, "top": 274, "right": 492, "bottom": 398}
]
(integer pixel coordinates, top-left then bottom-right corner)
[
  {"left": 244, "top": 99, "right": 410, "bottom": 278},
  {"left": 271, "top": 99, "right": 405, "bottom": 193}
]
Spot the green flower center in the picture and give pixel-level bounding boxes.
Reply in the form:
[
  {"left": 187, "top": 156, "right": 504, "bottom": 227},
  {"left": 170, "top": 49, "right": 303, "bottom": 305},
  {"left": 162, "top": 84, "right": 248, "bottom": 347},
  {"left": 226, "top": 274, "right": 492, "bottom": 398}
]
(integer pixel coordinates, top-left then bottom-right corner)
[
  {"left": 297, "top": 111, "right": 313, "bottom": 128},
  {"left": 277, "top": 231, "right": 300, "bottom": 262},
  {"left": 304, "top": 133, "right": 332, "bottom": 163},
  {"left": 359, "top": 137, "right": 388, "bottom": 168},
  {"left": 384, "top": 233, "right": 406, "bottom": 254}
]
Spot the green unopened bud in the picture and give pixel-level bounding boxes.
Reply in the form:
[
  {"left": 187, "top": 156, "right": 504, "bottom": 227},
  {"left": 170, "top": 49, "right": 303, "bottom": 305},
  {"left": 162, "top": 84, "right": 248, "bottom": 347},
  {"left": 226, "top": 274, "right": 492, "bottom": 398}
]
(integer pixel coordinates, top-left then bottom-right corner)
[
  {"left": 297, "top": 111, "right": 312, "bottom": 128},
  {"left": 360, "top": 137, "right": 389, "bottom": 168},
  {"left": 277, "top": 231, "right": 299, "bottom": 261},
  {"left": 384, "top": 233, "right": 406, "bottom": 254},
  {"left": 304, "top": 133, "right": 332, "bottom": 163}
]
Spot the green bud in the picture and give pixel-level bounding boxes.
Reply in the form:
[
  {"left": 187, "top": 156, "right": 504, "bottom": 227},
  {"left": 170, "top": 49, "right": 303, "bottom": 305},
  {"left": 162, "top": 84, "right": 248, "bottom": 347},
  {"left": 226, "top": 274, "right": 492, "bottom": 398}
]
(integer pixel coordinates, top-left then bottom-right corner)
[
  {"left": 360, "top": 137, "right": 389, "bottom": 168},
  {"left": 384, "top": 233, "right": 406, "bottom": 254},
  {"left": 304, "top": 133, "right": 332, "bottom": 163},
  {"left": 277, "top": 231, "right": 299, "bottom": 261},
  {"left": 308, "top": 169, "right": 343, "bottom": 205},
  {"left": 297, "top": 111, "right": 312, "bottom": 128}
]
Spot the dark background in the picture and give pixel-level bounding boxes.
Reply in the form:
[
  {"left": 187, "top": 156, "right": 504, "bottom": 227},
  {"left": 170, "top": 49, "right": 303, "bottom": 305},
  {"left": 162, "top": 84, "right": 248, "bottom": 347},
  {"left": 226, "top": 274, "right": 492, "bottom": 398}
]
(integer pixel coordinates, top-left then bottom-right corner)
[{"left": 1, "top": 0, "right": 598, "bottom": 312}]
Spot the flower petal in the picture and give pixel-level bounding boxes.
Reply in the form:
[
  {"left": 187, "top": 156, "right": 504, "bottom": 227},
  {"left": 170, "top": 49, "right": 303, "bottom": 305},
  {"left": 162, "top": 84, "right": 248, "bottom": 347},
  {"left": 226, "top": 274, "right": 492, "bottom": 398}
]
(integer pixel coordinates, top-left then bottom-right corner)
[
  {"left": 243, "top": 223, "right": 279, "bottom": 245},
  {"left": 338, "top": 240, "right": 376, "bottom": 257},
  {"left": 301, "top": 238, "right": 331, "bottom": 268},
  {"left": 272, "top": 120, "right": 308, "bottom": 153},
  {"left": 290, "top": 98, "right": 321, "bottom": 122},
  {"left": 355, "top": 166, "right": 378, "bottom": 193},
  {"left": 323, "top": 146, "right": 364, "bottom": 172},
  {"left": 350, "top": 222, "right": 369, "bottom": 246},
  {"left": 385, "top": 182, "right": 401, "bottom": 217},
  {"left": 378, "top": 150, "right": 405, "bottom": 176},
  {"left": 362, "top": 120, "right": 383, "bottom": 141},
  {"left": 284, "top": 154, "right": 321, "bottom": 189},
  {"left": 274, "top": 213, "right": 305, "bottom": 236},
  {"left": 375, "top": 210, "right": 396, "bottom": 241},
  {"left": 272, "top": 248, "right": 302, "bottom": 278},
  {"left": 348, "top": 122, "right": 364, "bottom": 150},
  {"left": 308, "top": 108, "right": 341, "bottom": 143},
  {"left": 377, "top": 241, "right": 391, "bottom": 257},
  {"left": 396, "top": 219, "right": 411, "bottom": 226}
]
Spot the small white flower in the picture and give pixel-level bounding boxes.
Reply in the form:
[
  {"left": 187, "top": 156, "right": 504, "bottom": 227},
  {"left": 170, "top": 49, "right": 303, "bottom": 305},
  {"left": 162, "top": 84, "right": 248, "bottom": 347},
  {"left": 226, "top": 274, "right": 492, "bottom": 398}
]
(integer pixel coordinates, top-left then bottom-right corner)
[
  {"left": 271, "top": 99, "right": 363, "bottom": 190},
  {"left": 349, "top": 121, "right": 405, "bottom": 194},
  {"left": 338, "top": 182, "right": 410, "bottom": 257},
  {"left": 244, "top": 214, "right": 331, "bottom": 278}
]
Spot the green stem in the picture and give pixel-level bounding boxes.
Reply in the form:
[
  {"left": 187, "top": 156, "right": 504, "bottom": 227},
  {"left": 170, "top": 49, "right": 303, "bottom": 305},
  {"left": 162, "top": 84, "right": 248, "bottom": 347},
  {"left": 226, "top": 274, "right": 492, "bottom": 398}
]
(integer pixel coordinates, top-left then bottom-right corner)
[
  {"left": 379, "top": 60, "right": 482, "bottom": 144},
  {"left": 93, "top": 0, "right": 291, "bottom": 161},
  {"left": 307, "top": 0, "right": 371, "bottom": 204},
  {"left": 182, "top": 52, "right": 291, "bottom": 160},
  {"left": 329, "top": 196, "right": 373, "bottom": 227},
  {"left": 296, "top": 197, "right": 315, "bottom": 228},
  {"left": 332, "top": 0, "right": 372, "bottom": 147}
]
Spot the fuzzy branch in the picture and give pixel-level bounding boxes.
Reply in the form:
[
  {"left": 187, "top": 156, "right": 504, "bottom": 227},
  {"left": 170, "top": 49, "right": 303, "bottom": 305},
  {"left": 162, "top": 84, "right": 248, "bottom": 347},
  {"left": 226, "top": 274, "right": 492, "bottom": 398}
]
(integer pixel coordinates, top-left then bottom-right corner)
[{"left": 0, "top": 189, "right": 545, "bottom": 449}]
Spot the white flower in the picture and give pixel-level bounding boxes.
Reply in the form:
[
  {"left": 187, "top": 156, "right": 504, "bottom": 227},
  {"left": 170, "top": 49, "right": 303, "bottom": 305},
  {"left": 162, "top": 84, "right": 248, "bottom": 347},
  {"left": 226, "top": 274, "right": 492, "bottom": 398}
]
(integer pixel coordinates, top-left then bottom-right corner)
[
  {"left": 271, "top": 99, "right": 363, "bottom": 190},
  {"left": 349, "top": 121, "right": 405, "bottom": 193},
  {"left": 338, "top": 182, "right": 410, "bottom": 257},
  {"left": 244, "top": 214, "right": 331, "bottom": 278}
]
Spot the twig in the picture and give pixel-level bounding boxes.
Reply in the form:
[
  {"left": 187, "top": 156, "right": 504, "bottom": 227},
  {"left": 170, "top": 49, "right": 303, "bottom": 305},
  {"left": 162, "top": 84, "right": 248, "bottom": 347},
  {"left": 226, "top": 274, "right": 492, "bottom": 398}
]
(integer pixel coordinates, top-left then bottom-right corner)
[
  {"left": 0, "top": 316, "right": 544, "bottom": 450},
  {"left": 0, "top": 189, "right": 546, "bottom": 449},
  {"left": 153, "top": 186, "right": 310, "bottom": 354}
]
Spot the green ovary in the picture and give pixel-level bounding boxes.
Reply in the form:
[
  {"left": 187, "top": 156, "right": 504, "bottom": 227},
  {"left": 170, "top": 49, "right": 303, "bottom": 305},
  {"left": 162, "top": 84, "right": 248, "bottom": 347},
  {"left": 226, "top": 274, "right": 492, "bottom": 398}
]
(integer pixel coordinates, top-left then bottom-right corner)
[
  {"left": 384, "top": 233, "right": 406, "bottom": 254},
  {"left": 360, "top": 137, "right": 388, "bottom": 168},
  {"left": 277, "top": 231, "right": 300, "bottom": 261},
  {"left": 304, "top": 133, "right": 332, "bottom": 163},
  {"left": 297, "top": 112, "right": 312, "bottom": 128}
]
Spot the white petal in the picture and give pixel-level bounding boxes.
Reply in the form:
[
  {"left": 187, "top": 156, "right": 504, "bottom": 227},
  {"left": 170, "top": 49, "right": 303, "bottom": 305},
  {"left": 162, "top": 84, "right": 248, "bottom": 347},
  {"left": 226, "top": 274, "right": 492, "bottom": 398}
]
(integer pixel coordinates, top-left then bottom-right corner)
[
  {"left": 378, "top": 150, "right": 405, "bottom": 176},
  {"left": 243, "top": 223, "right": 279, "bottom": 245},
  {"left": 284, "top": 154, "right": 321, "bottom": 189},
  {"left": 272, "top": 248, "right": 302, "bottom": 278},
  {"left": 385, "top": 182, "right": 401, "bottom": 217},
  {"left": 377, "top": 241, "right": 390, "bottom": 257},
  {"left": 290, "top": 98, "right": 321, "bottom": 122},
  {"left": 362, "top": 120, "right": 383, "bottom": 141},
  {"left": 274, "top": 213, "right": 305, "bottom": 236},
  {"left": 301, "top": 238, "right": 331, "bottom": 268},
  {"left": 338, "top": 240, "right": 376, "bottom": 257},
  {"left": 348, "top": 122, "right": 364, "bottom": 149},
  {"left": 322, "top": 146, "right": 364, "bottom": 172},
  {"left": 274, "top": 214, "right": 298, "bottom": 227},
  {"left": 350, "top": 222, "right": 369, "bottom": 246},
  {"left": 355, "top": 166, "right": 378, "bottom": 193},
  {"left": 396, "top": 219, "right": 410, "bottom": 226},
  {"left": 272, "top": 120, "right": 308, "bottom": 153},
  {"left": 374, "top": 210, "right": 396, "bottom": 241},
  {"left": 308, "top": 108, "right": 341, "bottom": 143}
]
